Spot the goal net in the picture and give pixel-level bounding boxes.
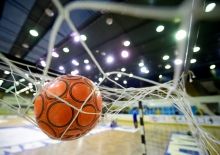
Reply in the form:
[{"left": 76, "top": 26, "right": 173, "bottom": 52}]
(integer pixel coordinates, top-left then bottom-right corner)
[{"left": 0, "top": 0, "right": 220, "bottom": 154}]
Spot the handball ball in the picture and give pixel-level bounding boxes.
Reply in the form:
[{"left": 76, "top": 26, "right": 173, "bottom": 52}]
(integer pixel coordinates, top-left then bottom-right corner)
[{"left": 34, "top": 75, "right": 102, "bottom": 140}]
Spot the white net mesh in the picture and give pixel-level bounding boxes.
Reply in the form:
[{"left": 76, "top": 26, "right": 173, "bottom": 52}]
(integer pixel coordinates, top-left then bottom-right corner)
[{"left": 0, "top": 0, "right": 220, "bottom": 154}]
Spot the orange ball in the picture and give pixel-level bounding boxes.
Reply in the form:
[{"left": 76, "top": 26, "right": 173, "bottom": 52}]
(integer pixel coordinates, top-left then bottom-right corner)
[{"left": 34, "top": 75, "right": 102, "bottom": 140}]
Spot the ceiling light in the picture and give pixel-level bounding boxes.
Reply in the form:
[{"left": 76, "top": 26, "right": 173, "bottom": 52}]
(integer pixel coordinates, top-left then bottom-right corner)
[
  {"left": 22, "top": 43, "right": 29, "bottom": 48},
  {"left": 29, "top": 30, "right": 38, "bottom": 37},
  {"left": 45, "top": 8, "right": 54, "bottom": 17},
  {"left": 141, "top": 67, "right": 147, "bottom": 73},
  {"left": 165, "top": 64, "right": 171, "bottom": 69},
  {"left": 74, "top": 35, "right": 80, "bottom": 42},
  {"left": 41, "top": 61, "right": 46, "bottom": 67},
  {"left": 141, "top": 67, "right": 149, "bottom": 74},
  {"left": 159, "top": 74, "right": 162, "bottom": 78},
  {"left": 0, "top": 80, "right": 3, "bottom": 86},
  {"left": 145, "top": 70, "right": 149, "bottom": 74},
  {"left": 59, "top": 66, "right": 64, "bottom": 70},
  {"left": 70, "top": 32, "right": 77, "bottom": 37},
  {"left": 106, "top": 17, "right": 113, "bottom": 25},
  {"left": 101, "top": 52, "right": 106, "bottom": 56},
  {"left": 63, "top": 47, "right": 69, "bottom": 53},
  {"left": 98, "top": 77, "right": 103, "bottom": 82},
  {"left": 107, "top": 56, "right": 114, "bottom": 63},
  {"left": 123, "top": 41, "right": 130, "bottom": 46},
  {"left": 205, "top": 3, "right": 216, "bottom": 12},
  {"left": 84, "top": 59, "right": 89, "bottom": 64},
  {"left": 52, "top": 52, "right": 59, "bottom": 57},
  {"left": 121, "top": 50, "right": 129, "bottom": 58},
  {"left": 80, "top": 35, "right": 87, "bottom": 41},
  {"left": 210, "top": 65, "right": 216, "bottom": 69},
  {"left": 115, "top": 77, "right": 119, "bottom": 81},
  {"left": 4, "top": 70, "right": 10, "bottom": 74},
  {"left": 72, "top": 60, "right": 79, "bottom": 66},
  {"left": 19, "top": 79, "right": 25, "bottom": 82},
  {"left": 163, "top": 55, "right": 169, "bottom": 60},
  {"left": 190, "top": 59, "right": 196, "bottom": 63},
  {"left": 71, "top": 70, "right": 79, "bottom": 75},
  {"left": 193, "top": 47, "right": 200, "bottom": 52},
  {"left": 174, "top": 59, "right": 182, "bottom": 65},
  {"left": 121, "top": 68, "right": 126, "bottom": 72},
  {"left": 156, "top": 25, "right": 164, "bottom": 32},
  {"left": 26, "top": 91, "right": 29, "bottom": 94},
  {"left": 86, "top": 65, "right": 91, "bottom": 70},
  {"left": 123, "top": 80, "right": 127, "bottom": 84},
  {"left": 129, "top": 73, "right": 133, "bottom": 77},
  {"left": 117, "top": 74, "right": 121, "bottom": 77},
  {"left": 175, "top": 30, "right": 187, "bottom": 40},
  {"left": 139, "top": 62, "right": 144, "bottom": 67}
]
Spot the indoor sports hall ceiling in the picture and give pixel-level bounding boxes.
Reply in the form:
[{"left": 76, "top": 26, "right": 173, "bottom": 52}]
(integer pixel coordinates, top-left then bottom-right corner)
[{"left": 0, "top": 0, "right": 220, "bottom": 91}]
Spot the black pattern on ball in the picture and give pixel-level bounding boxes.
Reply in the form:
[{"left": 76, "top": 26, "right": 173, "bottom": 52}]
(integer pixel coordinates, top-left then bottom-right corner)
[{"left": 46, "top": 101, "right": 74, "bottom": 128}]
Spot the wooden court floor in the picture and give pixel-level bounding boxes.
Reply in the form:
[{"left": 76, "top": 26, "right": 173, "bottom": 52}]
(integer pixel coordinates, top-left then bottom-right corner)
[{"left": 0, "top": 116, "right": 219, "bottom": 155}]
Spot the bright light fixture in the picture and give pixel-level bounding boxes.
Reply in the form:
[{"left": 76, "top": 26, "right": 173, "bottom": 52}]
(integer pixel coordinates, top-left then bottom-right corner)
[
  {"left": 139, "top": 62, "right": 144, "bottom": 67},
  {"left": 107, "top": 56, "right": 114, "bottom": 63},
  {"left": 22, "top": 43, "right": 29, "bottom": 49},
  {"left": 141, "top": 67, "right": 149, "bottom": 74},
  {"left": 190, "top": 59, "right": 196, "bottom": 63},
  {"left": 121, "top": 50, "right": 129, "bottom": 58},
  {"left": 174, "top": 59, "right": 182, "bottom": 65},
  {"left": 86, "top": 65, "right": 91, "bottom": 70},
  {"left": 19, "top": 78, "right": 25, "bottom": 82},
  {"left": 210, "top": 65, "right": 216, "bottom": 69},
  {"left": 59, "top": 66, "right": 64, "bottom": 70},
  {"left": 63, "top": 47, "right": 69, "bottom": 53},
  {"left": 205, "top": 3, "right": 216, "bottom": 12},
  {"left": 129, "top": 73, "right": 133, "bottom": 77},
  {"left": 123, "top": 80, "right": 127, "bottom": 84},
  {"left": 193, "top": 47, "right": 200, "bottom": 52},
  {"left": 71, "top": 70, "right": 79, "bottom": 75},
  {"left": 74, "top": 35, "right": 80, "bottom": 42},
  {"left": 72, "top": 60, "right": 79, "bottom": 66},
  {"left": 52, "top": 52, "right": 59, "bottom": 58},
  {"left": 117, "top": 74, "right": 122, "bottom": 77},
  {"left": 175, "top": 30, "right": 187, "bottom": 40},
  {"left": 141, "top": 67, "right": 147, "bottom": 73},
  {"left": 115, "top": 77, "right": 119, "bottom": 81},
  {"left": 41, "top": 61, "right": 46, "bottom": 67},
  {"left": 98, "top": 77, "right": 103, "bottom": 82},
  {"left": 156, "top": 25, "right": 164, "bottom": 32},
  {"left": 163, "top": 55, "right": 169, "bottom": 60},
  {"left": 0, "top": 80, "right": 4, "bottom": 86},
  {"left": 80, "top": 35, "right": 87, "bottom": 41},
  {"left": 123, "top": 41, "right": 130, "bottom": 46},
  {"left": 29, "top": 30, "right": 38, "bottom": 37},
  {"left": 26, "top": 91, "right": 29, "bottom": 94},
  {"left": 84, "top": 59, "right": 89, "bottom": 64},
  {"left": 159, "top": 74, "right": 162, "bottom": 78},
  {"left": 121, "top": 68, "right": 126, "bottom": 72},
  {"left": 4, "top": 70, "right": 10, "bottom": 74},
  {"left": 165, "top": 64, "right": 171, "bottom": 69}
]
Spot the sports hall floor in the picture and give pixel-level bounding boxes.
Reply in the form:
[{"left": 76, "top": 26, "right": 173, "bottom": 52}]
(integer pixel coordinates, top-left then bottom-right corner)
[{"left": 0, "top": 116, "right": 220, "bottom": 155}]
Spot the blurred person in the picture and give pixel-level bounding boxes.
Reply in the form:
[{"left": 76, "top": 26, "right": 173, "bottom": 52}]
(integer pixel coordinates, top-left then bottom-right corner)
[{"left": 133, "top": 108, "right": 138, "bottom": 128}]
